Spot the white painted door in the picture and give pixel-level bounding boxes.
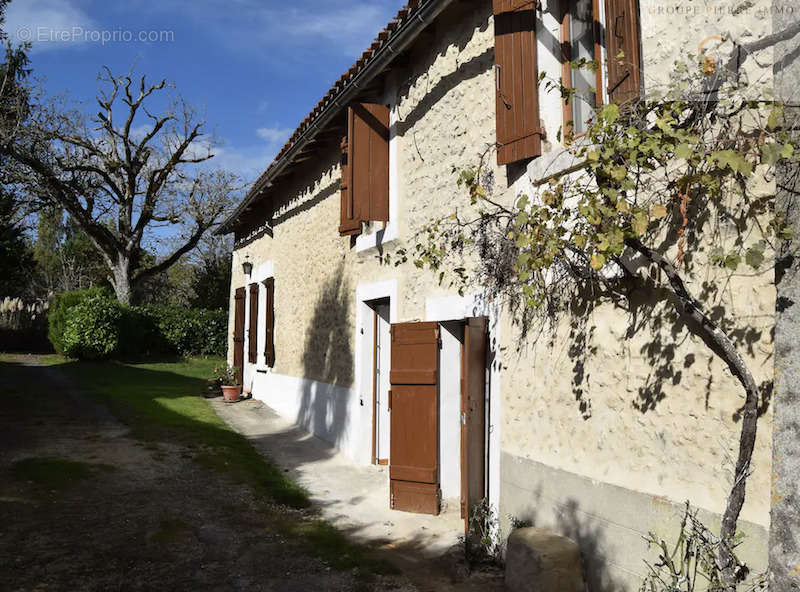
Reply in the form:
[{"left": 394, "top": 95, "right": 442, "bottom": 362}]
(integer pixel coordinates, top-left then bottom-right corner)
[{"left": 375, "top": 303, "right": 391, "bottom": 462}]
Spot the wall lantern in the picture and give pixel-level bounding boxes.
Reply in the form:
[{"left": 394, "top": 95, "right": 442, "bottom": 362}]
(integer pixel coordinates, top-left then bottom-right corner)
[{"left": 242, "top": 256, "right": 253, "bottom": 276}]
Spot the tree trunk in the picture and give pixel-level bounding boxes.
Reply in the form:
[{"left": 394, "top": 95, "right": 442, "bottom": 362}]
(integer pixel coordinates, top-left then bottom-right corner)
[
  {"left": 624, "top": 238, "right": 760, "bottom": 590},
  {"left": 769, "top": 5, "right": 800, "bottom": 587},
  {"left": 111, "top": 255, "right": 133, "bottom": 305}
]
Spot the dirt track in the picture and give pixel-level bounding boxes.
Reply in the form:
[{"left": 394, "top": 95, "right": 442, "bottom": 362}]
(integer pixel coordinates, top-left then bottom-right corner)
[
  {"left": 0, "top": 357, "right": 390, "bottom": 591},
  {"left": 0, "top": 356, "right": 502, "bottom": 592}
]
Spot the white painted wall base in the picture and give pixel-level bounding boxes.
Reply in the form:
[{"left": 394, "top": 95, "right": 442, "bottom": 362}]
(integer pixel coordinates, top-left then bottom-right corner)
[{"left": 250, "top": 370, "right": 370, "bottom": 465}]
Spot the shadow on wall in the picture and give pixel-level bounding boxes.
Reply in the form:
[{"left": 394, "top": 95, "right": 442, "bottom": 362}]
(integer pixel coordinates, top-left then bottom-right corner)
[
  {"left": 549, "top": 170, "right": 774, "bottom": 419},
  {"left": 296, "top": 261, "right": 354, "bottom": 448},
  {"left": 559, "top": 266, "right": 774, "bottom": 422},
  {"left": 394, "top": 1, "right": 491, "bottom": 141},
  {"left": 507, "top": 492, "right": 626, "bottom": 592},
  {"left": 555, "top": 499, "right": 623, "bottom": 592}
]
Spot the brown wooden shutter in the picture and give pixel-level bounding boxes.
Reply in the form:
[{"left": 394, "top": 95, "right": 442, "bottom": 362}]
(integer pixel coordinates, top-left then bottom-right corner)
[
  {"left": 460, "top": 317, "right": 488, "bottom": 535},
  {"left": 233, "top": 287, "right": 246, "bottom": 384},
  {"left": 351, "top": 103, "right": 390, "bottom": 223},
  {"left": 263, "top": 277, "right": 275, "bottom": 367},
  {"left": 493, "top": 0, "right": 543, "bottom": 165},
  {"left": 248, "top": 283, "right": 259, "bottom": 364},
  {"left": 604, "top": 0, "right": 641, "bottom": 104},
  {"left": 389, "top": 322, "right": 440, "bottom": 515},
  {"left": 339, "top": 135, "right": 360, "bottom": 236}
]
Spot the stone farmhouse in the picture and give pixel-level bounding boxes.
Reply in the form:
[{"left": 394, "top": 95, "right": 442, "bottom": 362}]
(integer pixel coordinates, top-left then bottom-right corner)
[{"left": 217, "top": 0, "right": 777, "bottom": 587}]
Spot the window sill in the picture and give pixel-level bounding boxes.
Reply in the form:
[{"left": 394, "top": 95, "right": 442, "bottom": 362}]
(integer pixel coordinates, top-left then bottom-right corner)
[{"left": 355, "top": 221, "right": 398, "bottom": 253}]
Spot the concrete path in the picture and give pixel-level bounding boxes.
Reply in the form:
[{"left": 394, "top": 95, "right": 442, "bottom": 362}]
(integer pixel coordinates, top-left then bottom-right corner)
[{"left": 211, "top": 398, "right": 464, "bottom": 562}]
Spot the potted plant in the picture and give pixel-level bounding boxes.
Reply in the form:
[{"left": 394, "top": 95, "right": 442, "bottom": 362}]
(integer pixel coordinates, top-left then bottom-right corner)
[{"left": 213, "top": 365, "right": 242, "bottom": 403}]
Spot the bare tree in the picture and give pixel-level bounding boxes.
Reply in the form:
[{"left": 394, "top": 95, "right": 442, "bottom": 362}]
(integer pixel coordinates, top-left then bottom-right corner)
[{"left": 0, "top": 67, "right": 239, "bottom": 304}]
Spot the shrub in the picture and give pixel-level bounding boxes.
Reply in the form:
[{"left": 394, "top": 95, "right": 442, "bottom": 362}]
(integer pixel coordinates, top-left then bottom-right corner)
[
  {"left": 48, "top": 286, "right": 109, "bottom": 354},
  {"left": 51, "top": 290, "right": 226, "bottom": 360},
  {"left": 137, "top": 305, "right": 227, "bottom": 357},
  {"left": 640, "top": 503, "right": 765, "bottom": 591},
  {"left": 118, "top": 306, "right": 171, "bottom": 358},
  {"left": 62, "top": 294, "right": 124, "bottom": 359}
]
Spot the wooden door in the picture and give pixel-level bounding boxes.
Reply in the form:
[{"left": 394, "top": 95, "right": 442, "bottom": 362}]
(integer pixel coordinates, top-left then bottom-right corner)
[
  {"left": 389, "top": 321, "right": 440, "bottom": 515},
  {"left": 461, "top": 317, "right": 488, "bottom": 534},
  {"left": 233, "top": 287, "right": 246, "bottom": 384}
]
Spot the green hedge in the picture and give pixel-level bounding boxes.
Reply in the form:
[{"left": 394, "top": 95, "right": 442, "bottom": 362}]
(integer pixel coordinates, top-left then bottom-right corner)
[
  {"left": 48, "top": 286, "right": 109, "bottom": 355},
  {"left": 49, "top": 290, "right": 227, "bottom": 360},
  {"left": 133, "top": 306, "right": 227, "bottom": 358},
  {"left": 62, "top": 294, "right": 124, "bottom": 359}
]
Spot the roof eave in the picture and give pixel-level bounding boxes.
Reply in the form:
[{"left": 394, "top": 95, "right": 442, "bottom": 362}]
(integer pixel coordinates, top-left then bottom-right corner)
[{"left": 217, "top": 0, "right": 454, "bottom": 236}]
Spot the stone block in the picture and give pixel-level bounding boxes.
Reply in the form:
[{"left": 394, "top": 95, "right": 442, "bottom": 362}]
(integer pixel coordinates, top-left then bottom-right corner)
[{"left": 505, "top": 527, "right": 585, "bottom": 592}]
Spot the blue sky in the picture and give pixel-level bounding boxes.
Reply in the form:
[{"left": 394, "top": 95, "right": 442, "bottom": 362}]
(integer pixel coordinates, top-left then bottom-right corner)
[{"left": 5, "top": 0, "right": 403, "bottom": 184}]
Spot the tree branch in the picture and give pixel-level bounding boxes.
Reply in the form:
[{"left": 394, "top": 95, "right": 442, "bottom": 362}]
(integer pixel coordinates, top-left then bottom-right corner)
[
  {"left": 133, "top": 221, "right": 209, "bottom": 281},
  {"left": 625, "top": 237, "right": 759, "bottom": 589}
]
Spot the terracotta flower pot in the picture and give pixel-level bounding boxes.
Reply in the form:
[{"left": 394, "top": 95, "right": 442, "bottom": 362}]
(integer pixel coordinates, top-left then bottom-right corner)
[{"left": 221, "top": 384, "right": 242, "bottom": 403}]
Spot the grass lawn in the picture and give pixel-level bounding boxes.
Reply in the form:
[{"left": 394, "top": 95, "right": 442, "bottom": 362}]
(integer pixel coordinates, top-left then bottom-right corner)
[
  {"left": 10, "top": 456, "right": 114, "bottom": 490},
  {"left": 57, "top": 357, "right": 309, "bottom": 508},
  {"left": 47, "top": 356, "right": 394, "bottom": 584}
]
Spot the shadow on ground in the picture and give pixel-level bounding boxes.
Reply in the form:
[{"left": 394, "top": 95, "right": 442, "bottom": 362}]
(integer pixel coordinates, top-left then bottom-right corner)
[{"left": 0, "top": 356, "right": 501, "bottom": 592}]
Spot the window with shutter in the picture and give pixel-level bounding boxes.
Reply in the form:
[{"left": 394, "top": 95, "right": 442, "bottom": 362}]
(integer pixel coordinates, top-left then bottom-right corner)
[
  {"left": 604, "top": 0, "right": 641, "bottom": 105},
  {"left": 560, "top": 0, "right": 602, "bottom": 136},
  {"left": 493, "top": 0, "right": 543, "bottom": 166},
  {"left": 248, "top": 283, "right": 259, "bottom": 364},
  {"left": 233, "top": 287, "right": 245, "bottom": 384},
  {"left": 558, "top": 0, "right": 641, "bottom": 136},
  {"left": 263, "top": 277, "right": 275, "bottom": 367},
  {"left": 338, "top": 103, "right": 390, "bottom": 236}
]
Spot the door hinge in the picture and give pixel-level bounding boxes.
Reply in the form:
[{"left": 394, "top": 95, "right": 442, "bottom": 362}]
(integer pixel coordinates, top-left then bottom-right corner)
[{"left": 460, "top": 411, "right": 466, "bottom": 426}]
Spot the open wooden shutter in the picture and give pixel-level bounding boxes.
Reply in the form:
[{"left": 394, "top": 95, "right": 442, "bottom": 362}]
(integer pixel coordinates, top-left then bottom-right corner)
[
  {"left": 248, "top": 283, "right": 259, "bottom": 364},
  {"left": 339, "top": 136, "right": 360, "bottom": 236},
  {"left": 389, "top": 322, "right": 440, "bottom": 515},
  {"left": 493, "top": 0, "right": 542, "bottom": 165},
  {"left": 352, "top": 103, "right": 390, "bottom": 223},
  {"left": 233, "top": 287, "right": 246, "bottom": 384},
  {"left": 263, "top": 277, "right": 275, "bottom": 367},
  {"left": 604, "top": 0, "right": 641, "bottom": 104},
  {"left": 338, "top": 103, "right": 389, "bottom": 236},
  {"left": 461, "top": 317, "right": 488, "bottom": 535}
]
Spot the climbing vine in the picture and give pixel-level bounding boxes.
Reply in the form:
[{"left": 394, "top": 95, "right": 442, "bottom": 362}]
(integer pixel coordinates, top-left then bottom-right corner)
[{"left": 383, "top": 49, "right": 797, "bottom": 590}]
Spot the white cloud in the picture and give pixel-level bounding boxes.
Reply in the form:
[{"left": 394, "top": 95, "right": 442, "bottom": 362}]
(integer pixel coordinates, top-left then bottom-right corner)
[
  {"left": 277, "top": 3, "right": 397, "bottom": 56},
  {"left": 5, "top": 0, "right": 97, "bottom": 53},
  {"left": 124, "top": 0, "right": 400, "bottom": 58},
  {"left": 255, "top": 126, "right": 291, "bottom": 144},
  {"left": 209, "top": 144, "right": 275, "bottom": 184},
  {"left": 211, "top": 126, "right": 291, "bottom": 183},
  {"left": 186, "top": 133, "right": 286, "bottom": 185}
]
